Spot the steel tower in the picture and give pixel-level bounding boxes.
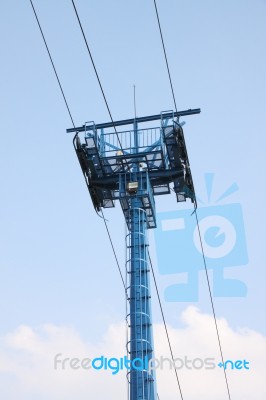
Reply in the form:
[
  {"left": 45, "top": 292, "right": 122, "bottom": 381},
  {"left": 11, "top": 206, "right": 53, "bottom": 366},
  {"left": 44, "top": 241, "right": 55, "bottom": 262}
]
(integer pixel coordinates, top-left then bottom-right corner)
[{"left": 67, "top": 108, "right": 200, "bottom": 399}]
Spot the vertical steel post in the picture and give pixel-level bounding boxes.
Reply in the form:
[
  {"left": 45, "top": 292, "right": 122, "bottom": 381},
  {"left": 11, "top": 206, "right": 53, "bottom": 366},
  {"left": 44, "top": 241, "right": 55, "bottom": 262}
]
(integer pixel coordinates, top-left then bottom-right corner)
[
  {"left": 127, "top": 199, "right": 156, "bottom": 400},
  {"left": 126, "top": 120, "right": 156, "bottom": 400}
]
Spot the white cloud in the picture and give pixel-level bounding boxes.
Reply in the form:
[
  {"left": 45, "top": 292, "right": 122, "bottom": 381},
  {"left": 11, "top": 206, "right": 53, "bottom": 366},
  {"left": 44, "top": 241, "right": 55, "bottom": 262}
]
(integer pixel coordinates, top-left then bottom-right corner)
[
  {"left": 154, "top": 307, "right": 266, "bottom": 400},
  {"left": 0, "top": 307, "right": 265, "bottom": 399}
]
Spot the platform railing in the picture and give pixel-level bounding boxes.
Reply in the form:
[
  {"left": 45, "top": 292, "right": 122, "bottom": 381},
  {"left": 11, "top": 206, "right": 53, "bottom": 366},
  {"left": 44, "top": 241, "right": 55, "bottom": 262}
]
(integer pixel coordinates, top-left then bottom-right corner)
[{"left": 100, "top": 127, "right": 162, "bottom": 157}]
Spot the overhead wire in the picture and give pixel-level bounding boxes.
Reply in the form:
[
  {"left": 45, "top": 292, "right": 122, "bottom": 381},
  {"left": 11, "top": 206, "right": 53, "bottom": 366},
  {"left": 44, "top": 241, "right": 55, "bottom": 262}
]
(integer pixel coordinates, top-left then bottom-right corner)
[
  {"left": 29, "top": 0, "right": 75, "bottom": 129},
  {"left": 148, "top": 250, "right": 184, "bottom": 400},
  {"left": 195, "top": 212, "right": 232, "bottom": 399},
  {"left": 29, "top": 0, "right": 127, "bottom": 300},
  {"left": 152, "top": 1, "right": 232, "bottom": 399},
  {"left": 70, "top": 0, "right": 134, "bottom": 303},
  {"left": 101, "top": 209, "right": 127, "bottom": 292},
  {"left": 71, "top": 0, "right": 130, "bottom": 171},
  {"left": 153, "top": 0, "right": 178, "bottom": 114}
]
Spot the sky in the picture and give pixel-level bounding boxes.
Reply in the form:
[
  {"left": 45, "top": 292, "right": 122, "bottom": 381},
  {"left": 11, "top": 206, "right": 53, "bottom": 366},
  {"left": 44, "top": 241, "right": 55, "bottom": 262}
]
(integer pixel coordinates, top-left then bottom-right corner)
[{"left": 0, "top": 0, "right": 266, "bottom": 399}]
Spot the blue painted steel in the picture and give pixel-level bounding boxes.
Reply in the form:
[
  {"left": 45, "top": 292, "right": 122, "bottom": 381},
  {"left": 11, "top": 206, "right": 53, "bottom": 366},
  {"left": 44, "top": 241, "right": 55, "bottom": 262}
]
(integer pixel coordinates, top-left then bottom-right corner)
[
  {"left": 119, "top": 172, "right": 156, "bottom": 229},
  {"left": 71, "top": 109, "right": 200, "bottom": 399},
  {"left": 126, "top": 200, "right": 156, "bottom": 400},
  {"left": 66, "top": 108, "right": 200, "bottom": 133},
  {"left": 126, "top": 119, "right": 156, "bottom": 399}
]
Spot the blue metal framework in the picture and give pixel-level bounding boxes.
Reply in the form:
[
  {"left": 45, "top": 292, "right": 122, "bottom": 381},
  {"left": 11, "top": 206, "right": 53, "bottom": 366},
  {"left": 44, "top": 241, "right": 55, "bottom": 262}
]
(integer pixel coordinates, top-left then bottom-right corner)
[{"left": 70, "top": 108, "right": 200, "bottom": 400}]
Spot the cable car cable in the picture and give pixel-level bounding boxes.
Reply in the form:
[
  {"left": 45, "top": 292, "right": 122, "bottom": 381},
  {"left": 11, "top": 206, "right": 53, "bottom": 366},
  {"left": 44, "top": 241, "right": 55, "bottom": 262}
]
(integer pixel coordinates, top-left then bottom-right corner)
[
  {"left": 29, "top": 0, "right": 75, "bottom": 129},
  {"left": 29, "top": 0, "right": 128, "bottom": 306},
  {"left": 149, "top": 250, "right": 184, "bottom": 400},
  {"left": 71, "top": 0, "right": 130, "bottom": 170},
  {"left": 152, "top": 1, "right": 232, "bottom": 398},
  {"left": 153, "top": 0, "right": 178, "bottom": 114}
]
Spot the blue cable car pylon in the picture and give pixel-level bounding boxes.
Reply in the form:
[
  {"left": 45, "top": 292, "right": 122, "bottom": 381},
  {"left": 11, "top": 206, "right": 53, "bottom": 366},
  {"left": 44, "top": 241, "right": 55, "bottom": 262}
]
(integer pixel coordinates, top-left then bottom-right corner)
[{"left": 67, "top": 108, "right": 200, "bottom": 399}]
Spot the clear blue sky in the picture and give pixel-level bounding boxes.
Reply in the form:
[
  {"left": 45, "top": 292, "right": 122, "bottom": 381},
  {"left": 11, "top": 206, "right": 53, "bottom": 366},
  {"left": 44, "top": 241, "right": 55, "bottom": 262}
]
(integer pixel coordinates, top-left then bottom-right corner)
[{"left": 0, "top": 0, "right": 265, "bottom": 345}]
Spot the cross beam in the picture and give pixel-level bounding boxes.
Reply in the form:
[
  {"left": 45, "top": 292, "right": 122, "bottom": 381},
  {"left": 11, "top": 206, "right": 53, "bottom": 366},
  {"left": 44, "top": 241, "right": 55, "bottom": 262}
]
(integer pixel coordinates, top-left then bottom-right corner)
[{"left": 66, "top": 108, "right": 201, "bottom": 133}]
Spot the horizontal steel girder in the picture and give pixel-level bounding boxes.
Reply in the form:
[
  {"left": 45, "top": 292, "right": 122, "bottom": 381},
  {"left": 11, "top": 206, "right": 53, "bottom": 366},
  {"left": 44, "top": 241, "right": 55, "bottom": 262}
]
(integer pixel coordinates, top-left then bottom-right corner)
[
  {"left": 90, "top": 168, "right": 184, "bottom": 189},
  {"left": 66, "top": 108, "right": 201, "bottom": 133}
]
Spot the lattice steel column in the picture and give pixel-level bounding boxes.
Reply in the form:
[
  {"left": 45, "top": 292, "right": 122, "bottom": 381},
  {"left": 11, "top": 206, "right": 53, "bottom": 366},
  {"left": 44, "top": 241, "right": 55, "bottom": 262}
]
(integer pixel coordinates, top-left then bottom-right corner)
[{"left": 126, "top": 198, "right": 156, "bottom": 400}]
